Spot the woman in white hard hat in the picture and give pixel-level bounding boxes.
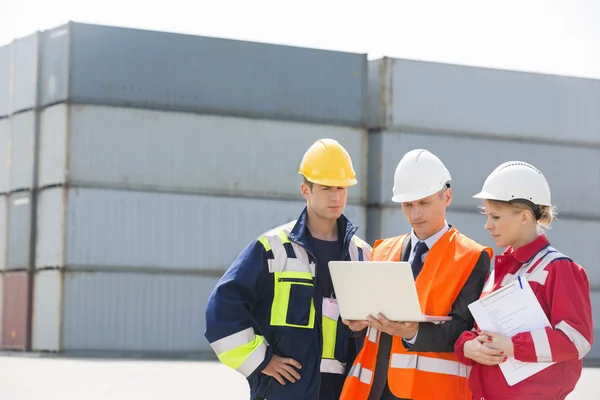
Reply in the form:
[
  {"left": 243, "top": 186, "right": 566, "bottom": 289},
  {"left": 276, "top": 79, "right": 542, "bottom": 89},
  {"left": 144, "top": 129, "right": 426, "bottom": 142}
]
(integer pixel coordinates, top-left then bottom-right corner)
[{"left": 454, "top": 161, "right": 594, "bottom": 400}]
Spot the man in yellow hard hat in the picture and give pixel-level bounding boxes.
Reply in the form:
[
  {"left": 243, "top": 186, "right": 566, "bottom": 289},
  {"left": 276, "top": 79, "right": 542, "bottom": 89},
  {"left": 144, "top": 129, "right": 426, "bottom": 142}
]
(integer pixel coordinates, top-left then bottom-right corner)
[{"left": 205, "top": 138, "right": 372, "bottom": 400}]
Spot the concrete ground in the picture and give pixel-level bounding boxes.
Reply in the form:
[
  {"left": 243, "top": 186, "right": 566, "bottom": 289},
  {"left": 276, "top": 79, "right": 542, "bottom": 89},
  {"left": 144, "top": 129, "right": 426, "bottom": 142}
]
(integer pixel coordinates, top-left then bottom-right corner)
[{"left": 0, "top": 354, "right": 598, "bottom": 399}]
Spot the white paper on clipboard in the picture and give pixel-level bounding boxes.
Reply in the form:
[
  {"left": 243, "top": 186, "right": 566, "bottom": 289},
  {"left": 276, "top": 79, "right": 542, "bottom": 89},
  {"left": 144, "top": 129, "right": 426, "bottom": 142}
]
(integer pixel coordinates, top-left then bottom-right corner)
[{"left": 468, "top": 277, "right": 554, "bottom": 386}]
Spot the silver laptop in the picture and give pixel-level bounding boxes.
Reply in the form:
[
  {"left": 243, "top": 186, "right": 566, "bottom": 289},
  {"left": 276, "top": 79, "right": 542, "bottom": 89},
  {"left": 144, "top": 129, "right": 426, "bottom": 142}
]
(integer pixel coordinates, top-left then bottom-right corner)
[{"left": 328, "top": 261, "right": 451, "bottom": 323}]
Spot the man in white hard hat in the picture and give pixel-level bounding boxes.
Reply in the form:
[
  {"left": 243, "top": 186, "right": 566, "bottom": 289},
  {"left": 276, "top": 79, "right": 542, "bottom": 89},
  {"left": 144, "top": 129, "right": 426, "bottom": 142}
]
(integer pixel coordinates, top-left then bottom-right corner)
[{"left": 340, "top": 149, "right": 492, "bottom": 400}]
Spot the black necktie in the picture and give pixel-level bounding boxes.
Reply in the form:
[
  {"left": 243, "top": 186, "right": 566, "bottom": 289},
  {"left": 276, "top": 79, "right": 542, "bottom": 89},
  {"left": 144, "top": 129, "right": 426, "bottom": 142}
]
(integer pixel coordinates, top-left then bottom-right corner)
[{"left": 411, "top": 241, "right": 429, "bottom": 278}]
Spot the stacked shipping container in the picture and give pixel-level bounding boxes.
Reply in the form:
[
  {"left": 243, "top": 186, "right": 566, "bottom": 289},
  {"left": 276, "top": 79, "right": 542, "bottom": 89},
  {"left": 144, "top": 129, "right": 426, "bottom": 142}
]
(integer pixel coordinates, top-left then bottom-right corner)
[
  {"left": 0, "top": 22, "right": 369, "bottom": 355},
  {"left": 0, "top": 33, "right": 40, "bottom": 350},
  {"left": 0, "top": 24, "right": 597, "bottom": 363},
  {"left": 366, "top": 57, "right": 600, "bottom": 362}
]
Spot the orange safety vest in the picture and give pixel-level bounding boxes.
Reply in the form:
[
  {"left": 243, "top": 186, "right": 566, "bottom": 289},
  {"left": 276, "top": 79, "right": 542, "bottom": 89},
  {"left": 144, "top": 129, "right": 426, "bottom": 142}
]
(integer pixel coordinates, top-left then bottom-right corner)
[{"left": 341, "top": 227, "right": 492, "bottom": 400}]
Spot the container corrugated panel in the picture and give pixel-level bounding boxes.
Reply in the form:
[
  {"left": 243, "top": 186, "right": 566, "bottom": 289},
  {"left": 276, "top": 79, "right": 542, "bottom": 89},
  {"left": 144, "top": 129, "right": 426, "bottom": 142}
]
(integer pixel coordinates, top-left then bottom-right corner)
[
  {"left": 38, "top": 104, "right": 367, "bottom": 203},
  {"left": 0, "top": 45, "right": 9, "bottom": 117},
  {"left": 368, "top": 58, "right": 600, "bottom": 144},
  {"left": 0, "top": 119, "right": 9, "bottom": 193},
  {"left": 32, "top": 269, "right": 61, "bottom": 351},
  {"left": 36, "top": 187, "right": 367, "bottom": 270},
  {"left": 0, "top": 196, "right": 7, "bottom": 269},
  {"left": 367, "top": 207, "right": 600, "bottom": 286},
  {"left": 1, "top": 270, "right": 30, "bottom": 349},
  {"left": 368, "top": 131, "right": 600, "bottom": 218},
  {"left": 10, "top": 111, "right": 35, "bottom": 191},
  {"left": 33, "top": 269, "right": 219, "bottom": 353},
  {"left": 6, "top": 192, "right": 31, "bottom": 270},
  {"left": 40, "top": 22, "right": 366, "bottom": 127},
  {"left": 12, "top": 33, "right": 39, "bottom": 114},
  {"left": 589, "top": 290, "right": 600, "bottom": 360}
]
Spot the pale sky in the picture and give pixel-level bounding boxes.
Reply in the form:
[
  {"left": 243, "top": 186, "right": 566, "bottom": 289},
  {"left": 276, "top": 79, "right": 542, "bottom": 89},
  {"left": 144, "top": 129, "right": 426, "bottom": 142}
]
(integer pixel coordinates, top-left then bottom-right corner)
[{"left": 1, "top": 0, "right": 600, "bottom": 79}]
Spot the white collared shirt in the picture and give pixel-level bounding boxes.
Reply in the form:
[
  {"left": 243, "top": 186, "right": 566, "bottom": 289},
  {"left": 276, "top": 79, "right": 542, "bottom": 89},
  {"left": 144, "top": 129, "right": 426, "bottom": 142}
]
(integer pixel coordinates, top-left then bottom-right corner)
[
  {"left": 407, "top": 221, "right": 450, "bottom": 266},
  {"left": 404, "top": 220, "right": 450, "bottom": 345}
]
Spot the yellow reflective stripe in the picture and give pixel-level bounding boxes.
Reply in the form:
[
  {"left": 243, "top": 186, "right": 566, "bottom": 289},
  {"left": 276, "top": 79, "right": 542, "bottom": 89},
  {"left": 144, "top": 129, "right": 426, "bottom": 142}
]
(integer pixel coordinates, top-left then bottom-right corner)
[
  {"left": 217, "top": 334, "right": 267, "bottom": 374},
  {"left": 276, "top": 229, "right": 290, "bottom": 244},
  {"left": 321, "top": 313, "right": 337, "bottom": 359},
  {"left": 258, "top": 236, "right": 271, "bottom": 252},
  {"left": 270, "top": 271, "right": 315, "bottom": 329}
]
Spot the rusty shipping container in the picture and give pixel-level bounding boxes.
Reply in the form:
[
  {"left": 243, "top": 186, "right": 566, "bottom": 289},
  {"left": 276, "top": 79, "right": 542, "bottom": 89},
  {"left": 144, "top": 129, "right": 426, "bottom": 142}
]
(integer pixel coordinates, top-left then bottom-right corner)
[{"left": 1, "top": 270, "right": 30, "bottom": 349}]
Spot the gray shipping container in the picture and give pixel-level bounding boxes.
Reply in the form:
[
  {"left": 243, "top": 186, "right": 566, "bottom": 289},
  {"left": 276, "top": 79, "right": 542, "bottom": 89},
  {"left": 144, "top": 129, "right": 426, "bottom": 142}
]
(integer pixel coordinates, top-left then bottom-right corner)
[
  {"left": 367, "top": 208, "right": 600, "bottom": 288},
  {"left": 0, "top": 45, "right": 9, "bottom": 117},
  {"left": 36, "top": 187, "right": 367, "bottom": 271},
  {"left": 32, "top": 269, "right": 217, "bottom": 354},
  {"left": 29, "top": 22, "right": 366, "bottom": 126},
  {"left": 368, "top": 131, "right": 600, "bottom": 218},
  {"left": 0, "top": 119, "right": 9, "bottom": 193},
  {"left": 6, "top": 192, "right": 31, "bottom": 270},
  {"left": 0, "top": 196, "right": 6, "bottom": 269},
  {"left": 368, "top": 58, "right": 600, "bottom": 145},
  {"left": 10, "top": 111, "right": 35, "bottom": 191},
  {"left": 12, "top": 33, "right": 39, "bottom": 114},
  {"left": 39, "top": 104, "right": 367, "bottom": 203}
]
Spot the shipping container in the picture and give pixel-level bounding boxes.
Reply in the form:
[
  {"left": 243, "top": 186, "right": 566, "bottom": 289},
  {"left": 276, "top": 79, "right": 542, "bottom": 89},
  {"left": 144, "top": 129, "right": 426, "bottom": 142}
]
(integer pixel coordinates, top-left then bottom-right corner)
[
  {"left": 367, "top": 131, "right": 600, "bottom": 218},
  {"left": 31, "top": 22, "right": 367, "bottom": 126},
  {"left": 367, "top": 208, "right": 600, "bottom": 287},
  {"left": 0, "top": 118, "right": 9, "bottom": 193},
  {"left": 10, "top": 111, "right": 35, "bottom": 191},
  {"left": 368, "top": 58, "right": 600, "bottom": 145},
  {"left": 36, "top": 187, "right": 367, "bottom": 271},
  {"left": 38, "top": 104, "right": 367, "bottom": 203},
  {"left": 32, "top": 269, "right": 218, "bottom": 354},
  {"left": 6, "top": 192, "right": 32, "bottom": 270},
  {"left": 0, "top": 196, "right": 7, "bottom": 269},
  {"left": 1, "top": 270, "right": 30, "bottom": 349},
  {"left": 589, "top": 290, "right": 600, "bottom": 360},
  {"left": 12, "top": 33, "right": 39, "bottom": 114},
  {"left": 0, "top": 44, "right": 9, "bottom": 117}
]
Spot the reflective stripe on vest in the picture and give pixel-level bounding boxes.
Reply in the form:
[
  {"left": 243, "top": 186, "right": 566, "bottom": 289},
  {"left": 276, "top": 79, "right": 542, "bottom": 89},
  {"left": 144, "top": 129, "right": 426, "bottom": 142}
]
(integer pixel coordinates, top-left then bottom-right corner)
[
  {"left": 390, "top": 353, "right": 472, "bottom": 378},
  {"left": 348, "top": 362, "right": 374, "bottom": 384},
  {"left": 258, "top": 220, "right": 368, "bottom": 375}
]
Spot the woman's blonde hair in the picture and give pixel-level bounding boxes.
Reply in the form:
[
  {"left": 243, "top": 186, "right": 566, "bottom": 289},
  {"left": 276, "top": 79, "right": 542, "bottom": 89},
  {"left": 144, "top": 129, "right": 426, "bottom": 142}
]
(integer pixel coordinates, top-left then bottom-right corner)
[{"left": 482, "top": 199, "right": 558, "bottom": 231}]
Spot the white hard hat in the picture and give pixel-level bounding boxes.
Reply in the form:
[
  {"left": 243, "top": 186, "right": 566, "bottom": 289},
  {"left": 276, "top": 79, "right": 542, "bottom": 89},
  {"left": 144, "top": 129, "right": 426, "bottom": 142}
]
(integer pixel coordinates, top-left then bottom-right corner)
[
  {"left": 473, "top": 161, "right": 552, "bottom": 206},
  {"left": 392, "top": 149, "right": 452, "bottom": 203}
]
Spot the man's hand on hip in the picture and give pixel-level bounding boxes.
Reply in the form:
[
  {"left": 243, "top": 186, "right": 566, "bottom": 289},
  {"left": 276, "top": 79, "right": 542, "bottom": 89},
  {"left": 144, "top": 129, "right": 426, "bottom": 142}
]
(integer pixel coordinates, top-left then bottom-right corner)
[{"left": 262, "top": 354, "right": 302, "bottom": 385}]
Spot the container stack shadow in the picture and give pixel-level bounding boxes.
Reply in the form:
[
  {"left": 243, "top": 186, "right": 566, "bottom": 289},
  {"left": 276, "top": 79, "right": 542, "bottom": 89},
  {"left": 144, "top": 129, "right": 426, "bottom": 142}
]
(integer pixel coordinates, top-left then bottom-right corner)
[{"left": 0, "top": 22, "right": 368, "bottom": 356}]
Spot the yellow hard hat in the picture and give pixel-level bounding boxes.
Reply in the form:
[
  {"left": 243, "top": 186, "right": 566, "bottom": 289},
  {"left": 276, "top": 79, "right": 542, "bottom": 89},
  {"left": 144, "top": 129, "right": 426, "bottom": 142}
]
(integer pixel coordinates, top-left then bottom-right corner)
[{"left": 298, "top": 138, "right": 358, "bottom": 187}]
